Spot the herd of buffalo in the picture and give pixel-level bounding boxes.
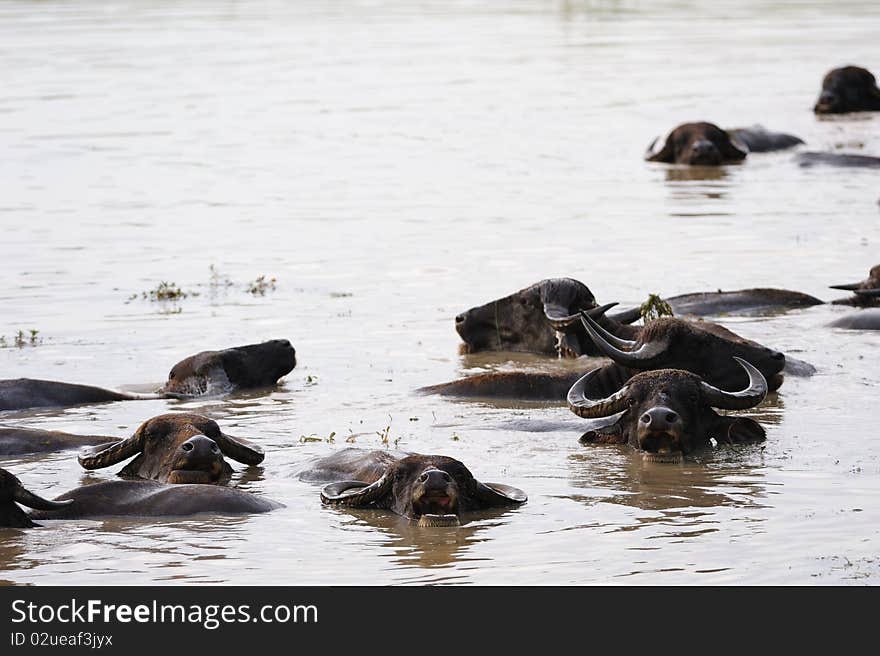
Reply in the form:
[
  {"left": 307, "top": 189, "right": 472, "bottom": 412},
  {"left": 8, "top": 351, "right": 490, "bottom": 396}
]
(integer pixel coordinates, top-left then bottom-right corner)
[{"left": 2, "top": 66, "right": 879, "bottom": 530}]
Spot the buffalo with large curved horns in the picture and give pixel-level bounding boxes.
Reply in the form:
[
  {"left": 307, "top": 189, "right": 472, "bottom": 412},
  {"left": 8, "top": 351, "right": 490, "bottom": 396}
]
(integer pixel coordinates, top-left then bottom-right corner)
[
  {"left": 78, "top": 413, "right": 264, "bottom": 484},
  {"left": 0, "top": 468, "right": 72, "bottom": 528},
  {"left": 310, "top": 449, "right": 526, "bottom": 527},
  {"left": 568, "top": 358, "right": 768, "bottom": 463}
]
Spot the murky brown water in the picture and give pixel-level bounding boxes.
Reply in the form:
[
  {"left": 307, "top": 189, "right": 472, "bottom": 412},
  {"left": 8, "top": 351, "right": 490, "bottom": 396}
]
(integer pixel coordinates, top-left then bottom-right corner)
[{"left": 1, "top": 0, "right": 879, "bottom": 584}]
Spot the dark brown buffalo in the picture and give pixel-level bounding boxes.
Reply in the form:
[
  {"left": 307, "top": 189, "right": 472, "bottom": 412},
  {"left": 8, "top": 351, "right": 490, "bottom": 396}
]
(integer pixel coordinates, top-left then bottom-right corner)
[
  {"left": 0, "top": 379, "right": 160, "bottom": 413},
  {"left": 814, "top": 66, "right": 880, "bottom": 114},
  {"left": 830, "top": 264, "right": 880, "bottom": 307},
  {"left": 646, "top": 123, "right": 802, "bottom": 166},
  {"left": 78, "top": 413, "right": 264, "bottom": 484},
  {"left": 568, "top": 358, "right": 768, "bottom": 463},
  {"left": 0, "top": 468, "right": 71, "bottom": 528},
  {"left": 0, "top": 427, "right": 119, "bottom": 457},
  {"left": 28, "top": 480, "right": 282, "bottom": 520},
  {"left": 579, "top": 312, "right": 786, "bottom": 393},
  {"left": 665, "top": 288, "right": 824, "bottom": 317},
  {"left": 829, "top": 308, "right": 880, "bottom": 330},
  {"left": 310, "top": 448, "right": 526, "bottom": 526},
  {"left": 162, "top": 339, "right": 296, "bottom": 397},
  {"left": 454, "top": 278, "right": 639, "bottom": 357}
]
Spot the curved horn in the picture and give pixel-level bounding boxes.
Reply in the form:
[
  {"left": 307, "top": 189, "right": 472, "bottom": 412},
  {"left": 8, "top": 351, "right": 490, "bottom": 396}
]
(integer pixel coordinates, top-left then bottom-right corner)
[
  {"left": 567, "top": 368, "right": 631, "bottom": 419},
  {"left": 700, "top": 357, "right": 768, "bottom": 410},
  {"left": 544, "top": 302, "right": 614, "bottom": 331},
  {"left": 78, "top": 436, "right": 143, "bottom": 470},
  {"left": 829, "top": 282, "right": 863, "bottom": 291},
  {"left": 579, "top": 312, "right": 668, "bottom": 367},
  {"left": 474, "top": 481, "right": 527, "bottom": 506},
  {"left": 214, "top": 432, "right": 264, "bottom": 466},
  {"left": 608, "top": 306, "right": 641, "bottom": 325},
  {"left": 13, "top": 483, "right": 73, "bottom": 511},
  {"left": 854, "top": 288, "right": 880, "bottom": 297},
  {"left": 321, "top": 473, "right": 393, "bottom": 507}
]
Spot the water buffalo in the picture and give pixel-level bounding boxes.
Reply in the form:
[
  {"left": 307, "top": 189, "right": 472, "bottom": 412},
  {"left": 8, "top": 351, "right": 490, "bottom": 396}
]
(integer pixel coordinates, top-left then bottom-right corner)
[
  {"left": 27, "top": 480, "right": 282, "bottom": 520},
  {"left": 579, "top": 312, "right": 786, "bottom": 393},
  {"left": 0, "top": 468, "right": 71, "bottom": 528},
  {"left": 646, "top": 123, "right": 802, "bottom": 165},
  {"left": 454, "top": 278, "right": 639, "bottom": 357},
  {"left": 830, "top": 265, "right": 880, "bottom": 306},
  {"left": 0, "top": 339, "right": 296, "bottom": 412},
  {"left": 829, "top": 308, "right": 880, "bottom": 330},
  {"left": 814, "top": 66, "right": 880, "bottom": 114},
  {"left": 0, "top": 427, "right": 118, "bottom": 457},
  {"left": 568, "top": 358, "right": 768, "bottom": 463},
  {"left": 796, "top": 152, "right": 880, "bottom": 168},
  {"left": 308, "top": 448, "right": 526, "bottom": 527},
  {"left": 665, "top": 288, "right": 824, "bottom": 317},
  {"left": 77, "top": 413, "right": 264, "bottom": 484},
  {"left": 162, "top": 339, "right": 296, "bottom": 398}
]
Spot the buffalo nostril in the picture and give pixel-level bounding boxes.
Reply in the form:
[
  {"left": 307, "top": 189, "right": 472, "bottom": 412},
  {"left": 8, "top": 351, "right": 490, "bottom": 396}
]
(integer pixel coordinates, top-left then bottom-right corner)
[
  {"left": 666, "top": 412, "right": 678, "bottom": 423},
  {"left": 640, "top": 413, "right": 651, "bottom": 424},
  {"left": 418, "top": 473, "right": 429, "bottom": 483},
  {"left": 181, "top": 442, "right": 193, "bottom": 452},
  {"left": 455, "top": 314, "right": 465, "bottom": 324}
]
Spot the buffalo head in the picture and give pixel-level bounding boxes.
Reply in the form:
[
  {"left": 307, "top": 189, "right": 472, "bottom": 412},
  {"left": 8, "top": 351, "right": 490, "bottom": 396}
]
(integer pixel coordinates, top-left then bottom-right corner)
[
  {"left": 569, "top": 359, "right": 768, "bottom": 462},
  {"left": 163, "top": 339, "right": 296, "bottom": 398},
  {"left": 78, "top": 413, "right": 264, "bottom": 484},
  {"left": 830, "top": 264, "right": 880, "bottom": 307},
  {"left": 320, "top": 454, "right": 526, "bottom": 526},
  {"left": 579, "top": 312, "right": 786, "bottom": 392},
  {"left": 646, "top": 122, "right": 748, "bottom": 166},
  {"left": 814, "top": 66, "right": 880, "bottom": 114},
  {"left": 0, "top": 468, "right": 71, "bottom": 528},
  {"left": 454, "top": 278, "right": 638, "bottom": 357}
]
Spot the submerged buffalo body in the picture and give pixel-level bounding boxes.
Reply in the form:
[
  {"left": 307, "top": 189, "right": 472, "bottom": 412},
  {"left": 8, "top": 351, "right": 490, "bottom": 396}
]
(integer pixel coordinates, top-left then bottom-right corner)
[
  {"left": 569, "top": 359, "right": 768, "bottom": 463},
  {"left": 0, "top": 378, "right": 159, "bottom": 413},
  {"left": 0, "top": 468, "right": 71, "bottom": 528},
  {"left": 162, "top": 339, "right": 296, "bottom": 398},
  {"left": 28, "top": 480, "right": 282, "bottom": 520},
  {"left": 78, "top": 413, "right": 264, "bottom": 484},
  {"left": 454, "top": 278, "right": 639, "bottom": 358},
  {"left": 0, "top": 427, "right": 118, "bottom": 457},
  {"left": 830, "top": 264, "right": 880, "bottom": 307},
  {"left": 796, "top": 152, "right": 880, "bottom": 168},
  {"left": 665, "top": 288, "right": 824, "bottom": 317},
  {"left": 307, "top": 448, "right": 527, "bottom": 526},
  {"left": 829, "top": 308, "right": 880, "bottom": 330},
  {"left": 814, "top": 66, "right": 880, "bottom": 114},
  {"left": 646, "top": 122, "right": 802, "bottom": 166}
]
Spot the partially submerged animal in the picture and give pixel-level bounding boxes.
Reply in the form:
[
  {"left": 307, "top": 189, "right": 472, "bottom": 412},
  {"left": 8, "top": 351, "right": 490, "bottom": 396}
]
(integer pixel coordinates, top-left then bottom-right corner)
[
  {"left": 0, "top": 426, "right": 118, "bottom": 457},
  {"left": 78, "top": 413, "right": 264, "bottom": 484},
  {"left": 0, "top": 468, "right": 72, "bottom": 528},
  {"left": 796, "top": 152, "right": 880, "bottom": 168},
  {"left": 568, "top": 358, "right": 768, "bottom": 463},
  {"left": 454, "top": 278, "right": 639, "bottom": 358},
  {"left": 162, "top": 339, "right": 296, "bottom": 398},
  {"left": 814, "top": 66, "right": 880, "bottom": 114},
  {"left": 0, "top": 339, "right": 296, "bottom": 412},
  {"left": 829, "top": 308, "right": 880, "bottom": 330},
  {"left": 830, "top": 264, "right": 880, "bottom": 307},
  {"left": 305, "top": 448, "right": 526, "bottom": 527},
  {"left": 665, "top": 288, "right": 824, "bottom": 317},
  {"left": 28, "top": 480, "right": 282, "bottom": 520},
  {"left": 646, "top": 122, "right": 802, "bottom": 165}
]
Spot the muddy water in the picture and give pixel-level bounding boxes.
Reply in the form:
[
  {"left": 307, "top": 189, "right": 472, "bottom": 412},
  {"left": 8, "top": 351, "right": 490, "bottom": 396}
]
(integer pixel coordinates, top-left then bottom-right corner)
[{"left": 1, "top": 0, "right": 879, "bottom": 584}]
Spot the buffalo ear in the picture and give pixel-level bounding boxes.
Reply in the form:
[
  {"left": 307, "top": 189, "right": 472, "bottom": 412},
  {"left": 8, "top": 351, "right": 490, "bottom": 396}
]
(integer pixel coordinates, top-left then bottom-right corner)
[
  {"left": 78, "top": 437, "right": 142, "bottom": 470},
  {"left": 321, "top": 472, "right": 393, "bottom": 507},
  {"left": 715, "top": 416, "right": 766, "bottom": 444},
  {"left": 722, "top": 135, "right": 748, "bottom": 161},
  {"left": 214, "top": 432, "right": 264, "bottom": 466},
  {"left": 645, "top": 135, "right": 675, "bottom": 162},
  {"left": 579, "top": 428, "right": 627, "bottom": 445},
  {"left": 474, "top": 481, "right": 527, "bottom": 506}
]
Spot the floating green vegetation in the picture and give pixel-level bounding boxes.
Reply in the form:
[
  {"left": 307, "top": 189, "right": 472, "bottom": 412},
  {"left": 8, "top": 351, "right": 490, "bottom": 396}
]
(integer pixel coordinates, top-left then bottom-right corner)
[
  {"left": 299, "top": 431, "right": 336, "bottom": 444},
  {"left": 0, "top": 329, "right": 42, "bottom": 349},
  {"left": 305, "top": 375, "right": 318, "bottom": 386},
  {"left": 639, "top": 293, "right": 674, "bottom": 324},
  {"left": 246, "top": 275, "right": 277, "bottom": 296},
  {"left": 129, "top": 281, "right": 198, "bottom": 303}
]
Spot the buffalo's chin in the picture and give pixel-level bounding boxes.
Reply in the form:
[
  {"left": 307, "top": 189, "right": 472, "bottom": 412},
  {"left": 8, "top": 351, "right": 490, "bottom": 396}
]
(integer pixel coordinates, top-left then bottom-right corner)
[
  {"left": 416, "top": 514, "right": 461, "bottom": 527},
  {"left": 642, "top": 451, "right": 684, "bottom": 464},
  {"left": 167, "top": 469, "right": 219, "bottom": 484}
]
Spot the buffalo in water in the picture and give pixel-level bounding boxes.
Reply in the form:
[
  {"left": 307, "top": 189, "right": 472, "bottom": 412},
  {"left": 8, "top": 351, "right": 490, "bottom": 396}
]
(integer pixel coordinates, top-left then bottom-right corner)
[
  {"left": 814, "top": 66, "right": 880, "bottom": 114},
  {"left": 302, "top": 448, "right": 526, "bottom": 527},
  {"left": 830, "top": 265, "right": 880, "bottom": 307},
  {"left": 27, "top": 480, "right": 282, "bottom": 520},
  {"left": 0, "top": 468, "right": 71, "bottom": 528},
  {"left": 829, "top": 309, "right": 880, "bottom": 331},
  {"left": 78, "top": 413, "right": 264, "bottom": 484},
  {"left": 455, "top": 278, "right": 639, "bottom": 358},
  {"left": 0, "top": 339, "right": 296, "bottom": 412},
  {"left": 568, "top": 358, "right": 768, "bottom": 463},
  {"left": 0, "top": 426, "right": 119, "bottom": 457},
  {"left": 645, "top": 123, "right": 803, "bottom": 165}
]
